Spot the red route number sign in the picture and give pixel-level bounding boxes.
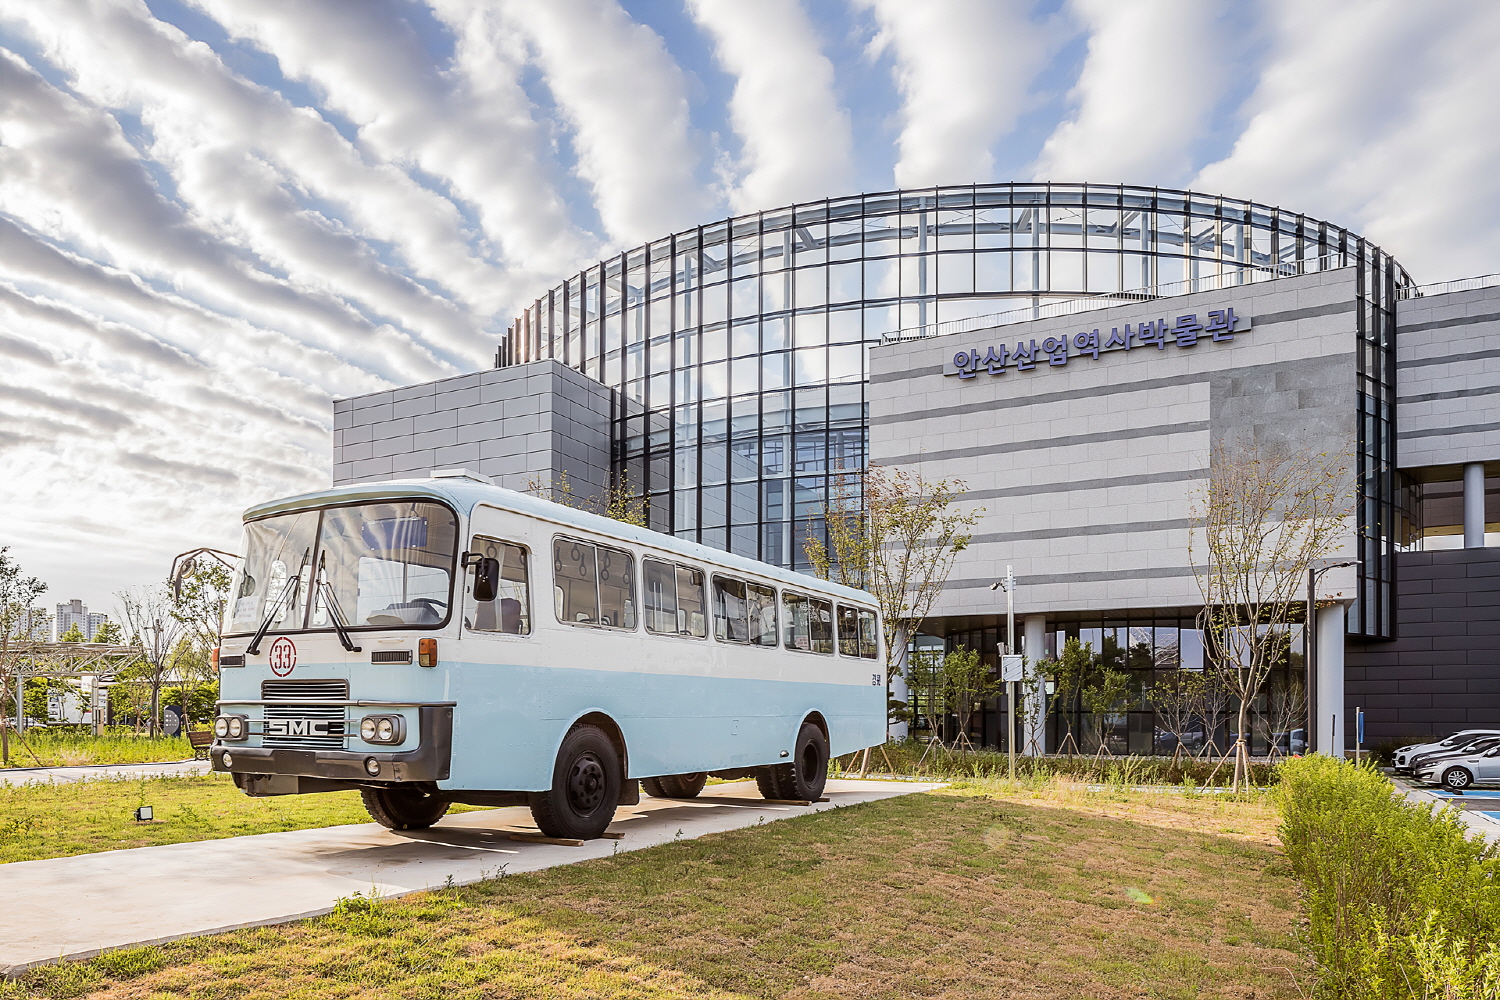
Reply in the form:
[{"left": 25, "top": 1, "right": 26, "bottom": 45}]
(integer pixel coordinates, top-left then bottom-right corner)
[{"left": 268, "top": 637, "right": 297, "bottom": 677}]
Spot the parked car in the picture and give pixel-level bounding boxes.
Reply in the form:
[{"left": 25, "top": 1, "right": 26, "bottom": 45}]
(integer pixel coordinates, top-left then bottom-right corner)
[
  {"left": 1415, "top": 742, "right": 1500, "bottom": 790},
  {"left": 1395, "top": 729, "right": 1500, "bottom": 773},
  {"left": 1409, "top": 736, "right": 1500, "bottom": 781}
]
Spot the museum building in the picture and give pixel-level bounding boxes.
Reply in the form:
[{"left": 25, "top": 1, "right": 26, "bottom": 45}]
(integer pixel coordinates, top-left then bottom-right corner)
[{"left": 332, "top": 183, "right": 1500, "bottom": 756}]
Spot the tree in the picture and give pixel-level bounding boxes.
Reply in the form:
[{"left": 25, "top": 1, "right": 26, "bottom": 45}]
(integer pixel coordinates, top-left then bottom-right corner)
[
  {"left": 170, "top": 560, "right": 230, "bottom": 691},
  {"left": 92, "top": 620, "right": 123, "bottom": 645},
  {"left": 526, "top": 470, "right": 648, "bottom": 528},
  {"left": 0, "top": 547, "right": 47, "bottom": 764},
  {"left": 1081, "top": 666, "right": 1131, "bottom": 755},
  {"left": 1148, "top": 670, "right": 1209, "bottom": 760},
  {"left": 1190, "top": 440, "right": 1352, "bottom": 791},
  {"left": 943, "top": 646, "right": 998, "bottom": 749},
  {"left": 58, "top": 623, "right": 85, "bottom": 643},
  {"left": 804, "top": 466, "right": 982, "bottom": 726},
  {"left": 1045, "top": 636, "right": 1095, "bottom": 754},
  {"left": 116, "top": 585, "right": 186, "bottom": 737}
]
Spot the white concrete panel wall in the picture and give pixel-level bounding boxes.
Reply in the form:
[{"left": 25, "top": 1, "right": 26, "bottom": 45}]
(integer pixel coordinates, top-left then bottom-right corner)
[
  {"left": 332, "top": 360, "right": 615, "bottom": 497},
  {"left": 1396, "top": 284, "right": 1500, "bottom": 469},
  {"left": 868, "top": 269, "right": 1363, "bottom": 620}
]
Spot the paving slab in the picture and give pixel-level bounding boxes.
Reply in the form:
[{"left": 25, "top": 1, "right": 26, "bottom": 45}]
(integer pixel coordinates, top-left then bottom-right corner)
[
  {"left": 1392, "top": 775, "right": 1500, "bottom": 843},
  {"left": 0, "top": 760, "right": 210, "bottom": 787},
  {"left": 0, "top": 778, "right": 941, "bottom": 975}
]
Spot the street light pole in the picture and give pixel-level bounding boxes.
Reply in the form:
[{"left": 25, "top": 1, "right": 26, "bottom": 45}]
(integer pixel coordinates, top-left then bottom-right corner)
[{"left": 991, "top": 566, "right": 1017, "bottom": 778}]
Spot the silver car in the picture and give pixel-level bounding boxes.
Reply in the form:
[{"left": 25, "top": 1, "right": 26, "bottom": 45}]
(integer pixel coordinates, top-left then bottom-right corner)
[
  {"left": 1395, "top": 729, "right": 1500, "bottom": 773},
  {"left": 1416, "top": 742, "right": 1500, "bottom": 791}
]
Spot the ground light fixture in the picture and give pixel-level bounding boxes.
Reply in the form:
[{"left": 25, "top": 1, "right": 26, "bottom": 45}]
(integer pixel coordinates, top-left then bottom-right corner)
[{"left": 133, "top": 805, "right": 153, "bottom": 822}]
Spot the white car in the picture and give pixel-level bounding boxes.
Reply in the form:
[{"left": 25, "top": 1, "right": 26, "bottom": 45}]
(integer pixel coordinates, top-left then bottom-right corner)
[
  {"left": 1395, "top": 729, "right": 1500, "bottom": 773},
  {"left": 1416, "top": 743, "right": 1500, "bottom": 790}
]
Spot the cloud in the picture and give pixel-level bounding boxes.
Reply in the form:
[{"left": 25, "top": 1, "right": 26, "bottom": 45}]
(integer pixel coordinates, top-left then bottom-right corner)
[
  {"left": 1031, "top": 0, "right": 1230, "bottom": 186},
  {"left": 501, "top": 0, "right": 711, "bottom": 245},
  {"left": 859, "top": 0, "right": 1057, "bottom": 188},
  {"left": 1194, "top": 0, "right": 1500, "bottom": 280},
  {"left": 687, "top": 0, "right": 852, "bottom": 213},
  {"left": 3, "top": 383, "right": 132, "bottom": 431}
]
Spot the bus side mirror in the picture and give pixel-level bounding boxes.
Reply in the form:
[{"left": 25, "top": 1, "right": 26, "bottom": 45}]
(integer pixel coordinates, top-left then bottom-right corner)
[{"left": 473, "top": 557, "right": 500, "bottom": 603}]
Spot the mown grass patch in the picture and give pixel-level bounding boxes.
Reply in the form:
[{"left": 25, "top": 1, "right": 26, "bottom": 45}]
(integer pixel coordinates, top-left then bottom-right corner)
[
  {"left": 1, "top": 779, "right": 1310, "bottom": 1000},
  {"left": 0, "top": 730, "right": 194, "bottom": 769},
  {"left": 0, "top": 773, "right": 485, "bottom": 864}
]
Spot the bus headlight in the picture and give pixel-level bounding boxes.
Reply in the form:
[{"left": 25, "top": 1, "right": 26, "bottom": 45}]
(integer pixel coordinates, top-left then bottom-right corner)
[
  {"left": 215, "top": 715, "right": 248, "bottom": 741},
  {"left": 359, "top": 714, "right": 405, "bottom": 745}
]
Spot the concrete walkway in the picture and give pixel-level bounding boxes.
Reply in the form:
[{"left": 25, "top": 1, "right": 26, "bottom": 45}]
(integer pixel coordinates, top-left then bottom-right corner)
[
  {"left": 0, "top": 760, "right": 210, "bottom": 787},
  {"left": 1391, "top": 775, "right": 1500, "bottom": 843},
  {"left": 0, "top": 778, "right": 941, "bottom": 975}
]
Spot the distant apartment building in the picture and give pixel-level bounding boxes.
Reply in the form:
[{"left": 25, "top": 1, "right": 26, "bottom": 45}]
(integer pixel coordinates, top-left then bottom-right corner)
[
  {"left": 15, "top": 608, "right": 53, "bottom": 642},
  {"left": 55, "top": 600, "right": 108, "bottom": 641}
]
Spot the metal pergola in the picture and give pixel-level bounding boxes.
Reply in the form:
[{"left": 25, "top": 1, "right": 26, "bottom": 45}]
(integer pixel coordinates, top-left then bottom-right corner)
[{"left": 4, "top": 642, "right": 145, "bottom": 736}]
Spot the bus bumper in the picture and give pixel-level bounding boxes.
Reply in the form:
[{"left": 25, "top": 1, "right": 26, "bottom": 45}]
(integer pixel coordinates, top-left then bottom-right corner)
[{"left": 209, "top": 704, "right": 454, "bottom": 787}]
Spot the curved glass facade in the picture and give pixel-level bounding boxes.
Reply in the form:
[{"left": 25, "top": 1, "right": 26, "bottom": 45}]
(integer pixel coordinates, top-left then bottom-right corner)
[{"left": 502, "top": 183, "right": 1413, "bottom": 638}]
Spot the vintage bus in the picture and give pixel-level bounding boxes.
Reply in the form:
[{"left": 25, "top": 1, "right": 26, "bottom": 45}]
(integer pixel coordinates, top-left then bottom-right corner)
[{"left": 210, "top": 470, "right": 886, "bottom": 840}]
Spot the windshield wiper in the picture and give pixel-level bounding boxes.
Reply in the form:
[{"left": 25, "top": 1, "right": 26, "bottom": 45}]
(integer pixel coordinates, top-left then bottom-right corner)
[
  {"left": 316, "top": 575, "right": 362, "bottom": 652},
  {"left": 246, "top": 575, "right": 301, "bottom": 655}
]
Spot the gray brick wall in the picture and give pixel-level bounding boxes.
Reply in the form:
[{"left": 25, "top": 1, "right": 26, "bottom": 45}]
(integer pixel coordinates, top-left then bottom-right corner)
[
  {"left": 1397, "top": 283, "right": 1500, "bottom": 469},
  {"left": 867, "top": 268, "right": 1362, "bottom": 619},
  {"left": 332, "top": 360, "right": 615, "bottom": 497},
  {"left": 1347, "top": 548, "right": 1500, "bottom": 744}
]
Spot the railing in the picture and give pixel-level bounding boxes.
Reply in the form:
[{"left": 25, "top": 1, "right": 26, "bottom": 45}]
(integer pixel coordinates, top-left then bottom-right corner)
[
  {"left": 879, "top": 252, "right": 1359, "bottom": 345},
  {"left": 1399, "top": 272, "right": 1500, "bottom": 299}
]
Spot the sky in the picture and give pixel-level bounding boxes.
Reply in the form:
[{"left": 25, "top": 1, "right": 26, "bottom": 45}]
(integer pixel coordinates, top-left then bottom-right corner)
[{"left": 2, "top": 0, "right": 1499, "bottom": 612}]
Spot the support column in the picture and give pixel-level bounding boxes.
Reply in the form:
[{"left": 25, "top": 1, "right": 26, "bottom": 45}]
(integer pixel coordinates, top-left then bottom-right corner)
[
  {"left": 1315, "top": 602, "right": 1346, "bottom": 757},
  {"left": 1465, "top": 462, "right": 1487, "bottom": 548},
  {"left": 1022, "top": 614, "right": 1047, "bottom": 756},
  {"left": 887, "top": 626, "right": 909, "bottom": 741}
]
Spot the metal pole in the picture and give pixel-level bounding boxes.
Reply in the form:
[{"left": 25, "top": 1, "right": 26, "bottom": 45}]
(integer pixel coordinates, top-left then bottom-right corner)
[
  {"left": 1306, "top": 568, "right": 1316, "bottom": 756},
  {"left": 1005, "top": 565, "right": 1015, "bottom": 655},
  {"left": 1005, "top": 567, "right": 1016, "bottom": 780}
]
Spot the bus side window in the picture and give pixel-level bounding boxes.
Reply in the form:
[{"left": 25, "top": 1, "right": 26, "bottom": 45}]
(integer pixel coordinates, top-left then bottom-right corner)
[
  {"left": 676, "top": 566, "right": 707, "bottom": 637},
  {"left": 554, "top": 538, "right": 600, "bottom": 625},
  {"left": 747, "top": 582, "right": 777, "bottom": 646},
  {"left": 644, "top": 558, "right": 677, "bottom": 634},
  {"left": 713, "top": 576, "right": 748, "bottom": 642},
  {"left": 783, "top": 592, "right": 810, "bottom": 650},
  {"left": 597, "top": 545, "right": 636, "bottom": 629},
  {"left": 467, "top": 538, "right": 531, "bottom": 635},
  {"left": 809, "top": 597, "right": 834, "bottom": 654},
  {"left": 858, "top": 608, "right": 879, "bottom": 659},
  {"left": 836, "top": 605, "right": 860, "bottom": 656}
]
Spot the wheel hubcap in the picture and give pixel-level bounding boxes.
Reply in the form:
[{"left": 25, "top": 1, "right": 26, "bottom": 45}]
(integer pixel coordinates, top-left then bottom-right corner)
[{"left": 567, "top": 752, "right": 606, "bottom": 812}]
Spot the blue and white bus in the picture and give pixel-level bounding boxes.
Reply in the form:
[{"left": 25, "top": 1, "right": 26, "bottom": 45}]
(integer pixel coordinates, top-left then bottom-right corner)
[{"left": 210, "top": 470, "right": 886, "bottom": 840}]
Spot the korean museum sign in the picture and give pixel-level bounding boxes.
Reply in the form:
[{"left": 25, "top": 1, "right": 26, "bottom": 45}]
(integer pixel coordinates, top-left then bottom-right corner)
[{"left": 942, "top": 306, "right": 1251, "bottom": 380}]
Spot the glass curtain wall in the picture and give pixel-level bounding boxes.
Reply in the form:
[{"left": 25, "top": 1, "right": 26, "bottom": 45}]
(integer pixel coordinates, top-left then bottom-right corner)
[
  {"left": 501, "top": 183, "right": 1413, "bottom": 637},
  {"left": 939, "top": 618, "right": 1306, "bottom": 756}
]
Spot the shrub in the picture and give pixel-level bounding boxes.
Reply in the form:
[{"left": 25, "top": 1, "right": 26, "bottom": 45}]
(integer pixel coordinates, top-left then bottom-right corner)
[
  {"left": 834, "top": 738, "right": 1277, "bottom": 787},
  {"left": 1277, "top": 755, "right": 1500, "bottom": 998}
]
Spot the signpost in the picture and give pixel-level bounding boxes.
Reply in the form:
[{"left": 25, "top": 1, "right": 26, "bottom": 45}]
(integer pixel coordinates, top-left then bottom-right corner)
[{"left": 992, "top": 566, "right": 1019, "bottom": 778}]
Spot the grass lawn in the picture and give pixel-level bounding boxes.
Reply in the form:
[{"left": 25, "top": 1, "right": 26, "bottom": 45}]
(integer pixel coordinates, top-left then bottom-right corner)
[
  {"left": 0, "top": 774, "right": 485, "bottom": 864},
  {"left": 0, "top": 731, "right": 195, "bottom": 769},
  {"left": 1, "top": 779, "right": 1312, "bottom": 999}
]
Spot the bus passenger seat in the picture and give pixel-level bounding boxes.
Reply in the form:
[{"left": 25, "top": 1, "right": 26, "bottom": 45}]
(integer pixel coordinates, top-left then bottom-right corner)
[
  {"left": 500, "top": 598, "right": 522, "bottom": 633},
  {"left": 475, "top": 597, "right": 497, "bottom": 631}
]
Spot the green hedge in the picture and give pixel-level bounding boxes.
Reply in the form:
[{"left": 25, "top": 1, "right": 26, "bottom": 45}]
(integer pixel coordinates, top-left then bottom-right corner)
[
  {"left": 1278, "top": 755, "right": 1500, "bottom": 998},
  {"left": 833, "top": 739, "right": 1278, "bottom": 787}
]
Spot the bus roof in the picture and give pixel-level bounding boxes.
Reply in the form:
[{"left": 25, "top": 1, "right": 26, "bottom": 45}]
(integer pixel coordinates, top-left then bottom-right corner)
[{"left": 242, "top": 476, "right": 878, "bottom": 607}]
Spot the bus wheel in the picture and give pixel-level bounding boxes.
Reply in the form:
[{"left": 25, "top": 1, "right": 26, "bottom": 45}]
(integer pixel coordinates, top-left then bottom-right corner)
[
  {"left": 529, "top": 724, "right": 621, "bottom": 840},
  {"left": 361, "top": 785, "right": 450, "bottom": 830},
  {"left": 642, "top": 772, "right": 707, "bottom": 799},
  {"left": 756, "top": 722, "right": 828, "bottom": 802}
]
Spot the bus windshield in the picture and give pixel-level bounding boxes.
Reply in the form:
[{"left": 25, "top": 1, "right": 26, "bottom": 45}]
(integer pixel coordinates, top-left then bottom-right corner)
[{"left": 225, "top": 500, "right": 459, "bottom": 635}]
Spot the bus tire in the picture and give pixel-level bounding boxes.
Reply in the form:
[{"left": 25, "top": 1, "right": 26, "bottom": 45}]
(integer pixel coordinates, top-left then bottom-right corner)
[
  {"left": 529, "top": 723, "right": 621, "bottom": 840},
  {"left": 360, "top": 785, "right": 450, "bottom": 830},
  {"left": 756, "top": 722, "right": 829, "bottom": 802},
  {"left": 642, "top": 772, "right": 707, "bottom": 799}
]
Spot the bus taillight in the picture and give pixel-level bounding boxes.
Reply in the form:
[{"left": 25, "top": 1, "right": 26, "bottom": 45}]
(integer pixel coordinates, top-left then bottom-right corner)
[{"left": 418, "top": 638, "right": 437, "bottom": 667}]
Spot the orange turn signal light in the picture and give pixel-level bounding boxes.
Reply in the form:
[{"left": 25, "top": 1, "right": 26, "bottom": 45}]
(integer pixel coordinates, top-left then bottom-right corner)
[
  {"left": 211, "top": 647, "right": 220, "bottom": 671},
  {"left": 418, "top": 638, "right": 437, "bottom": 668}
]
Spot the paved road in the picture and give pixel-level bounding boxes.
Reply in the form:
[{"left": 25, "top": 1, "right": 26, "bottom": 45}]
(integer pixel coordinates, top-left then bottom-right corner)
[
  {"left": 0, "top": 778, "right": 941, "bottom": 975},
  {"left": 1392, "top": 775, "right": 1500, "bottom": 842},
  {"left": 0, "top": 760, "right": 210, "bottom": 787}
]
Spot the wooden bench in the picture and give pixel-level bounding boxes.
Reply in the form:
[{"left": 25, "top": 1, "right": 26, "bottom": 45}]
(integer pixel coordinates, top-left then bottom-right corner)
[{"left": 187, "top": 730, "right": 215, "bottom": 760}]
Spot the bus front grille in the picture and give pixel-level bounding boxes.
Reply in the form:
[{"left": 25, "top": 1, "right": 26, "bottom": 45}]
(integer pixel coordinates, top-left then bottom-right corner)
[{"left": 260, "top": 680, "right": 349, "bottom": 750}]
